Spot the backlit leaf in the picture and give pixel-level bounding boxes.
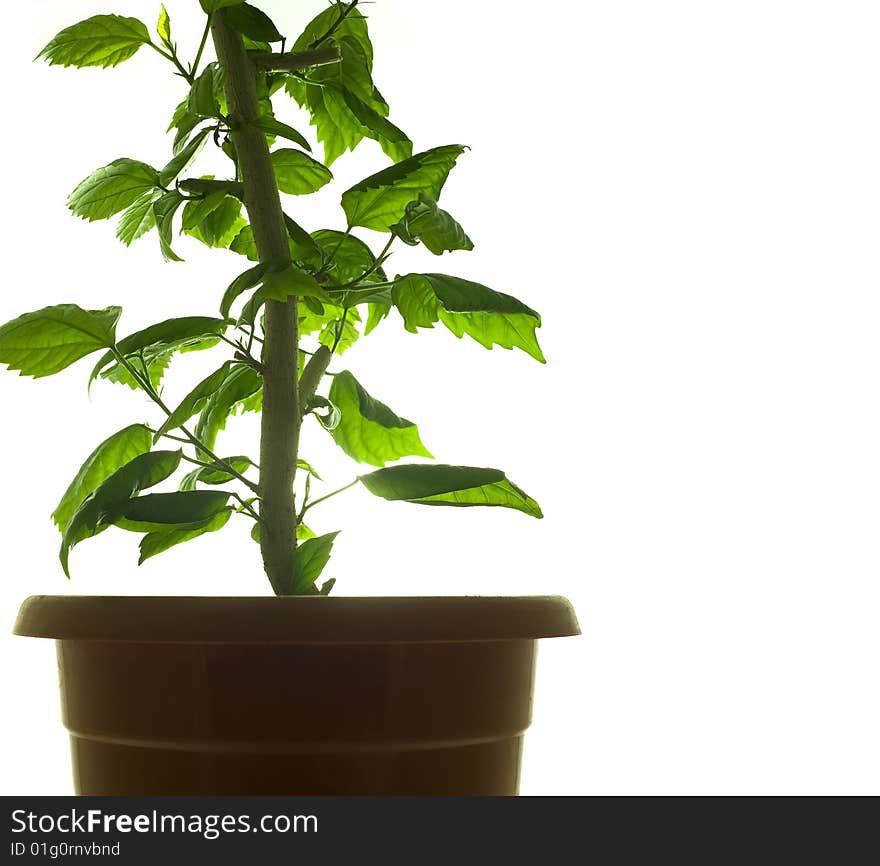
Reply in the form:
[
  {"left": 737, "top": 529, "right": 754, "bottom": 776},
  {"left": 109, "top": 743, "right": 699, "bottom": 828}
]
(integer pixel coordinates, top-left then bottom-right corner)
[
  {"left": 359, "top": 464, "right": 543, "bottom": 518},
  {"left": 341, "top": 145, "right": 466, "bottom": 231},
  {"left": 52, "top": 424, "right": 152, "bottom": 533},
  {"left": 37, "top": 15, "right": 150, "bottom": 69},
  {"left": 392, "top": 194, "right": 473, "bottom": 255},
  {"left": 60, "top": 450, "right": 182, "bottom": 575},
  {"left": 68, "top": 159, "right": 159, "bottom": 221},
  {"left": 329, "top": 370, "right": 431, "bottom": 467},
  {"left": 0, "top": 305, "right": 120, "bottom": 378},
  {"left": 291, "top": 531, "right": 340, "bottom": 593},
  {"left": 270, "top": 148, "right": 332, "bottom": 195},
  {"left": 154, "top": 362, "right": 233, "bottom": 440},
  {"left": 139, "top": 509, "right": 231, "bottom": 564},
  {"left": 392, "top": 273, "right": 544, "bottom": 362}
]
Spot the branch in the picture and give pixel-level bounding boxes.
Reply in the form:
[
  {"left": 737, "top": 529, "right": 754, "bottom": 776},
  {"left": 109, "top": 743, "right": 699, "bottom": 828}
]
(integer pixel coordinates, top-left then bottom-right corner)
[
  {"left": 249, "top": 45, "right": 341, "bottom": 72},
  {"left": 178, "top": 178, "right": 244, "bottom": 199},
  {"left": 298, "top": 344, "right": 332, "bottom": 416}
]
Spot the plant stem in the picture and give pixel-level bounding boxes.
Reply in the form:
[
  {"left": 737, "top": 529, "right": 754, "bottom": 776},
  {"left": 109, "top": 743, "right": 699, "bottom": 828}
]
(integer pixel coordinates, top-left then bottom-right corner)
[
  {"left": 191, "top": 15, "right": 213, "bottom": 78},
  {"left": 250, "top": 46, "right": 341, "bottom": 72},
  {"left": 147, "top": 41, "right": 193, "bottom": 84},
  {"left": 302, "top": 479, "right": 359, "bottom": 515},
  {"left": 211, "top": 10, "right": 301, "bottom": 596}
]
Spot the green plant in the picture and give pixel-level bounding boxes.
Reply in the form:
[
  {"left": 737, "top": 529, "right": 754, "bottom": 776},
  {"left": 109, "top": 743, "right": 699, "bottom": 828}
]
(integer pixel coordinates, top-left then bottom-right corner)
[{"left": 0, "top": 1, "right": 545, "bottom": 596}]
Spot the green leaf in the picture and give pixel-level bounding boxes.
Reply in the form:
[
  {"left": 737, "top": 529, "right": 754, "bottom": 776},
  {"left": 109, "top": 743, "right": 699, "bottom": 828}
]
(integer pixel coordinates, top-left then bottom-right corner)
[
  {"left": 220, "top": 262, "right": 271, "bottom": 318},
  {"left": 291, "top": 531, "right": 340, "bottom": 594},
  {"left": 334, "top": 87, "right": 412, "bottom": 163},
  {"left": 200, "top": 0, "right": 246, "bottom": 13},
  {"left": 116, "top": 191, "right": 160, "bottom": 245},
  {"left": 168, "top": 100, "right": 203, "bottom": 155},
  {"left": 285, "top": 6, "right": 402, "bottom": 167},
  {"left": 159, "top": 128, "right": 211, "bottom": 187},
  {"left": 37, "top": 15, "right": 150, "bottom": 69},
  {"left": 68, "top": 159, "right": 159, "bottom": 221},
  {"left": 297, "top": 459, "right": 323, "bottom": 482},
  {"left": 181, "top": 456, "right": 253, "bottom": 490},
  {"left": 364, "top": 301, "right": 390, "bottom": 335},
  {"left": 392, "top": 273, "right": 545, "bottom": 362},
  {"left": 113, "top": 490, "right": 231, "bottom": 532},
  {"left": 239, "top": 267, "right": 330, "bottom": 324},
  {"left": 230, "top": 217, "right": 323, "bottom": 268},
  {"left": 153, "top": 190, "right": 185, "bottom": 261},
  {"left": 90, "top": 316, "right": 227, "bottom": 387},
  {"left": 0, "top": 304, "right": 120, "bottom": 378},
  {"left": 312, "top": 229, "right": 386, "bottom": 286},
  {"left": 195, "top": 364, "right": 262, "bottom": 450},
  {"left": 187, "top": 64, "right": 222, "bottom": 118},
  {"left": 270, "top": 148, "right": 332, "bottom": 195},
  {"left": 250, "top": 115, "right": 311, "bottom": 151},
  {"left": 392, "top": 193, "right": 473, "bottom": 255},
  {"left": 157, "top": 5, "right": 172, "bottom": 49},
  {"left": 318, "top": 311, "right": 360, "bottom": 355},
  {"left": 328, "top": 371, "right": 431, "bottom": 467},
  {"left": 341, "top": 145, "right": 466, "bottom": 231},
  {"left": 182, "top": 193, "right": 244, "bottom": 248},
  {"left": 225, "top": 3, "right": 283, "bottom": 42},
  {"left": 306, "top": 395, "right": 341, "bottom": 431},
  {"left": 154, "top": 362, "right": 233, "bottom": 440},
  {"left": 60, "top": 450, "right": 182, "bottom": 576},
  {"left": 359, "top": 465, "right": 543, "bottom": 518},
  {"left": 52, "top": 424, "right": 152, "bottom": 533},
  {"left": 139, "top": 509, "right": 231, "bottom": 564}
]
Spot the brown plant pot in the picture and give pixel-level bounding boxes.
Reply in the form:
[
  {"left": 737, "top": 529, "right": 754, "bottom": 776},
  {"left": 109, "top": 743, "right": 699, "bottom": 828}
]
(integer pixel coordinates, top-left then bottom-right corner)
[{"left": 14, "top": 595, "right": 579, "bottom": 795}]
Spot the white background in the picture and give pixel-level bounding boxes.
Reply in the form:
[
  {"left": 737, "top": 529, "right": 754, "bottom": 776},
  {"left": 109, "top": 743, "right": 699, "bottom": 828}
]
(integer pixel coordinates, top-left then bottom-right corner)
[{"left": 1, "top": 0, "right": 878, "bottom": 795}]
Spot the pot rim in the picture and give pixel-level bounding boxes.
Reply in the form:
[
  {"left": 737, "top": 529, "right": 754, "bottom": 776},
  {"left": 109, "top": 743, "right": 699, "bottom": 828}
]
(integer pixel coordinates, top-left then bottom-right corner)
[{"left": 13, "top": 595, "right": 580, "bottom": 644}]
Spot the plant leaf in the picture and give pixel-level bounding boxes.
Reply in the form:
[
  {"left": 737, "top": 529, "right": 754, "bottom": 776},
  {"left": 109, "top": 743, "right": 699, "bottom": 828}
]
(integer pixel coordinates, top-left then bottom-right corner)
[
  {"left": 359, "top": 465, "right": 543, "bottom": 518},
  {"left": 157, "top": 5, "right": 172, "bottom": 49},
  {"left": 195, "top": 364, "right": 262, "bottom": 450},
  {"left": 181, "top": 456, "right": 253, "bottom": 490},
  {"left": 60, "top": 450, "right": 182, "bottom": 576},
  {"left": 306, "top": 395, "right": 341, "bottom": 431},
  {"left": 220, "top": 262, "right": 271, "bottom": 318},
  {"left": 52, "top": 424, "right": 153, "bottom": 533},
  {"left": 341, "top": 145, "right": 466, "bottom": 231},
  {"left": 334, "top": 86, "right": 412, "bottom": 163},
  {"left": 285, "top": 6, "right": 402, "bottom": 166},
  {"left": 159, "top": 128, "right": 211, "bottom": 187},
  {"left": 113, "top": 490, "right": 231, "bottom": 532},
  {"left": 153, "top": 190, "right": 185, "bottom": 261},
  {"left": 68, "top": 158, "right": 159, "bottom": 221},
  {"left": 238, "top": 266, "right": 330, "bottom": 324},
  {"left": 154, "top": 362, "right": 233, "bottom": 441},
  {"left": 250, "top": 115, "right": 311, "bottom": 151},
  {"left": 90, "top": 316, "right": 227, "bottom": 387},
  {"left": 225, "top": 3, "right": 283, "bottom": 42},
  {"left": 392, "top": 194, "right": 473, "bottom": 255},
  {"left": 37, "top": 15, "right": 150, "bottom": 69},
  {"left": 187, "top": 64, "right": 223, "bottom": 118},
  {"left": 0, "top": 304, "right": 120, "bottom": 378},
  {"left": 270, "top": 148, "right": 332, "bottom": 195},
  {"left": 116, "top": 190, "right": 160, "bottom": 245},
  {"left": 328, "top": 370, "right": 431, "bottom": 467},
  {"left": 392, "top": 273, "right": 545, "bottom": 362},
  {"left": 139, "top": 509, "right": 231, "bottom": 564},
  {"left": 200, "top": 0, "right": 247, "bottom": 13},
  {"left": 182, "top": 193, "right": 244, "bottom": 248},
  {"left": 311, "top": 229, "right": 387, "bottom": 286},
  {"left": 291, "top": 531, "right": 340, "bottom": 593}
]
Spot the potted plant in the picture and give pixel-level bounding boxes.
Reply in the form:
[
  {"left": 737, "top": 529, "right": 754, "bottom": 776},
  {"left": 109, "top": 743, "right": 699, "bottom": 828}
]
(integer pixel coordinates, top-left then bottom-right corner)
[{"left": 6, "top": 0, "right": 578, "bottom": 795}]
